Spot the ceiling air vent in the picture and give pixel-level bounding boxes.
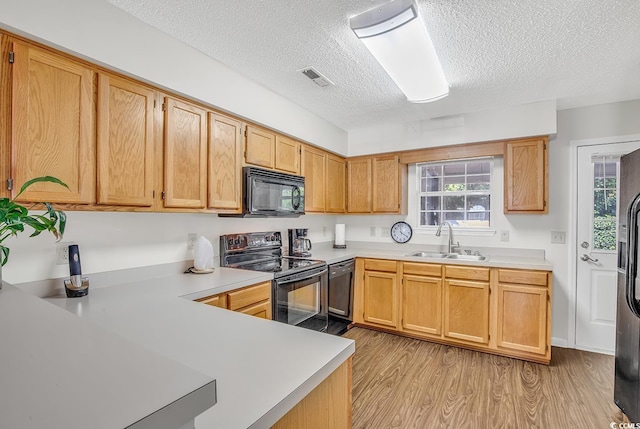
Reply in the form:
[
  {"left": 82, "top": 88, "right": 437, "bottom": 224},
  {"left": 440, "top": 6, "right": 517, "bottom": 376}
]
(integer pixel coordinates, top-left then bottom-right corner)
[{"left": 298, "top": 67, "right": 334, "bottom": 88}]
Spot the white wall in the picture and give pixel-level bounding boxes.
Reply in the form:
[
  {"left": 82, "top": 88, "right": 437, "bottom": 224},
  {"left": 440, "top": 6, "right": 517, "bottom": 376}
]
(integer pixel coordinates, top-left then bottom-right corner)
[
  {"left": 347, "top": 100, "right": 557, "bottom": 156},
  {"left": 339, "top": 99, "right": 640, "bottom": 346},
  {"left": 2, "top": 212, "right": 337, "bottom": 284},
  {"left": 0, "top": 0, "right": 347, "bottom": 154}
]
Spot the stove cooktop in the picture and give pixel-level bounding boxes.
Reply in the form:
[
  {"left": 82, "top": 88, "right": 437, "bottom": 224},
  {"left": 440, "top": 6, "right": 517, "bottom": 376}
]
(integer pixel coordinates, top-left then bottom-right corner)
[{"left": 228, "top": 256, "right": 326, "bottom": 277}]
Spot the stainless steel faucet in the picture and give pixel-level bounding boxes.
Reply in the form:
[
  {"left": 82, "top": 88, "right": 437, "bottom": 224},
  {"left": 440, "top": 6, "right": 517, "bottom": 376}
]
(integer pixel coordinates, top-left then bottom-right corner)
[{"left": 435, "top": 221, "right": 460, "bottom": 254}]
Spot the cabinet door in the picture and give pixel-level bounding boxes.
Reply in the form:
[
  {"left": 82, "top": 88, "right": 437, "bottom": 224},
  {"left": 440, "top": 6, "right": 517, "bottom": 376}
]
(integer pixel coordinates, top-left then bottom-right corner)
[
  {"left": 208, "top": 113, "right": 242, "bottom": 211},
  {"left": 275, "top": 135, "right": 300, "bottom": 174},
  {"left": 163, "top": 97, "right": 207, "bottom": 208},
  {"left": 402, "top": 274, "right": 442, "bottom": 336},
  {"left": 11, "top": 41, "right": 95, "bottom": 203},
  {"left": 372, "top": 155, "right": 400, "bottom": 213},
  {"left": 504, "top": 137, "right": 548, "bottom": 213},
  {"left": 301, "top": 145, "right": 326, "bottom": 212},
  {"left": 326, "top": 154, "right": 346, "bottom": 213},
  {"left": 497, "top": 284, "right": 548, "bottom": 355},
  {"left": 347, "top": 158, "right": 372, "bottom": 213},
  {"left": 444, "top": 279, "right": 489, "bottom": 344},
  {"left": 363, "top": 270, "right": 398, "bottom": 328},
  {"left": 245, "top": 125, "right": 275, "bottom": 169},
  {"left": 96, "top": 74, "right": 154, "bottom": 206}
]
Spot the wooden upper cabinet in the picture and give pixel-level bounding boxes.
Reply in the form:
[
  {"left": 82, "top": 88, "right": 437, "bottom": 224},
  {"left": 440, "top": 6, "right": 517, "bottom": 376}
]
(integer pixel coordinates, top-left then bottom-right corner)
[
  {"left": 275, "top": 135, "right": 300, "bottom": 174},
  {"left": 163, "top": 97, "right": 207, "bottom": 208},
  {"left": 372, "top": 155, "right": 400, "bottom": 213},
  {"left": 208, "top": 113, "right": 242, "bottom": 211},
  {"left": 347, "top": 158, "right": 372, "bottom": 213},
  {"left": 245, "top": 125, "right": 275, "bottom": 169},
  {"left": 326, "top": 154, "right": 346, "bottom": 213},
  {"left": 302, "top": 145, "right": 326, "bottom": 213},
  {"left": 504, "top": 137, "right": 548, "bottom": 213},
  {"left": 96, "top": 74, "right": 154, "bottom": 207},
  {"left": 10, "top": 40, "right": 95, "bottom": 203}
]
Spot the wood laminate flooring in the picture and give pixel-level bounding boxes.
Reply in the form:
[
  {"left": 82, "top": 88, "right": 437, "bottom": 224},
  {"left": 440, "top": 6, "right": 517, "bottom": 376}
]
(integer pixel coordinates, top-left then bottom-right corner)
[{"left": 343, "top": 327, "right": 629, "bottom": 428}]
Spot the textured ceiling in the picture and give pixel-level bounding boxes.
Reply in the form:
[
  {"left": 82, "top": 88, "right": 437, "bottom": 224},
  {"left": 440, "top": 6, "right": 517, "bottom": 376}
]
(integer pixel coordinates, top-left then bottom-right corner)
[{"left": 105, "top": 0, "right": 640, "bottom": 131}]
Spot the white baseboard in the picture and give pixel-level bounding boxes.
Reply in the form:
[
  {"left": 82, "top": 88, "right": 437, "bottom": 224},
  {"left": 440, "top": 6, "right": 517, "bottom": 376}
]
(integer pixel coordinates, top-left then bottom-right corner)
[{"left": 551, "top": 337, "right": 569, "bottom": 348}]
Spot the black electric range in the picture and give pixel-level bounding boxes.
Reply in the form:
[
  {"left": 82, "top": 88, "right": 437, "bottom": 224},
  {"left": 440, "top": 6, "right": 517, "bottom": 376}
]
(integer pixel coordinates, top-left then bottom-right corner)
[{"left": 220, "top": 231, "right": 329, "bottom": 333}]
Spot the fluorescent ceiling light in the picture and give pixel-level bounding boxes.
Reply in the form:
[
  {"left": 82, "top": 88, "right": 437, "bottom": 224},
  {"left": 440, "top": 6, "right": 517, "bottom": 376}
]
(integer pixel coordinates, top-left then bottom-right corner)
[{"left": 350, "top": 0, "right": 449, "bottom": 103}]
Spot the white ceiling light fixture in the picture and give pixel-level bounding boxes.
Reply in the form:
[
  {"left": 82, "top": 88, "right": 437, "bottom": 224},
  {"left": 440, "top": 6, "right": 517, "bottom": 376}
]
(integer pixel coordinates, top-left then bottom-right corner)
[{"left": 350, "top": 0, "right": 449, "bottom": 103}]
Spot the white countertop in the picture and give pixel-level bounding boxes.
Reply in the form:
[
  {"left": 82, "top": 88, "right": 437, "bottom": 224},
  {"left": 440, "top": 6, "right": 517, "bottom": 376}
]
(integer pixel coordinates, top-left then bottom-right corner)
[
  {"left": 310, "top": 243, "right": 553, "bottom": 271},
  {"left": 42, "top": 267, "right": 355, "bottom": 429}
]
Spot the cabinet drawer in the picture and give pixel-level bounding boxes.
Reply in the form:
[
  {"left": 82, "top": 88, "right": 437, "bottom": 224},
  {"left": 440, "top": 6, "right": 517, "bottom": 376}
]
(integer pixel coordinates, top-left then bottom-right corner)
[
  {"left": 364, "top": 259, "right": 397, "bottom": 273},
  {"left": 403, "top": 262, "right": 442, "bottom": 277},
  {"left": 197, "top": 294, "right": 227, "bottom": 308},
  {"left": 238, "top": 300, "right": 271, "bottom": 319},
  {"left": 445, "top": 265, "right": 490, "bottom": 281},
  {"left": 498, "top": 269, "right": 548, "bottom": 286},
  {"left": 227, "top": 281, "right": 271, "bottom": 311}
]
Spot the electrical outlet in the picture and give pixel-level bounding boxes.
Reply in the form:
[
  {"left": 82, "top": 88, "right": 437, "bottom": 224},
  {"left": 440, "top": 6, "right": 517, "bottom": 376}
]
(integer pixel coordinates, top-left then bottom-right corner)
[
  {"left": 551, "top": 231, "right": 566, "bottom": 244},
  {"left": 370, "top": 227, "right": 376, "bottom": 237},
  {"left": 382, "top": 227, "right": 390, "bottom": 237},
  {"left": 187, "top": 233, "right": 197, "bottom": 250},
  {"left": 500, "top": 230, "right": 509, "bottom": 242},
  {"left": 56, "top": 242, "right": 74, "bottom": 265}
]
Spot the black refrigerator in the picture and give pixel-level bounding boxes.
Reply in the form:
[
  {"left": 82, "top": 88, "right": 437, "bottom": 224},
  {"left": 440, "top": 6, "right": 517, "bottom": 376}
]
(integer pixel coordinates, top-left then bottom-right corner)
[{"left": 615, "top": 148, "right": 640, "bottom": 420}]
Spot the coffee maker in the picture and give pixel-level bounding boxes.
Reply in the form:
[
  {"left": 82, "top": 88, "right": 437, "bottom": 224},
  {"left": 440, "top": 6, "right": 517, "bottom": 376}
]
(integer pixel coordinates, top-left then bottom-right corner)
[{"left": 288, "top": 229, "right": 312, "bottom": 257}]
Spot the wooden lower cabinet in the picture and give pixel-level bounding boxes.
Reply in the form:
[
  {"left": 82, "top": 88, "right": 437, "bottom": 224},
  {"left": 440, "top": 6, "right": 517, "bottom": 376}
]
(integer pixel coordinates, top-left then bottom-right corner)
[
  {"left": 443, "top": 279, "right": 490, "bottom": 344},
  {"left": 354, "top": 258, "right": 552, "bottom": 364},
  {"left": 401, "top": 262, "right": 442, "bottom": 337},
  {"left": 496, "top": 269, "right": 550, "bottom": 357},
  {"left": 197, "top": 281, "right": 272, "bottom": 319},
  {"left": 272, "top": 357, "right": 352, "bottom": 429},
  {"left": 362, "top": 260, "right": 398, "bottom": 329}
]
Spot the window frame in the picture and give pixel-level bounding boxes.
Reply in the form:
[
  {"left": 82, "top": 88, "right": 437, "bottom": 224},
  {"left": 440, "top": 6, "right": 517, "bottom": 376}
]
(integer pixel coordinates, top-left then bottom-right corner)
[{"left": 415, "top": 158, "right": 494, "bottom": 233}]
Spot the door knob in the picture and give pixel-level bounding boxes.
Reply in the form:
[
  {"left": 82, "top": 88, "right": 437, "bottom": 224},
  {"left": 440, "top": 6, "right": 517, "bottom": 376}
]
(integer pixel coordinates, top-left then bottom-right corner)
[
  {"left": 581, "top": 241, "right": 590, "bottom": 249},
  {"left": 580, "top": 254, "right": 599, "bottom": 263}
]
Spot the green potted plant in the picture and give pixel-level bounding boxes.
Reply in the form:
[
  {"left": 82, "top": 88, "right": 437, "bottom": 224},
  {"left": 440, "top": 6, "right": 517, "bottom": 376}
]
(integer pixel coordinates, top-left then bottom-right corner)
[{"left": 0, "top": 176, "right": 68, "bottom": 288}]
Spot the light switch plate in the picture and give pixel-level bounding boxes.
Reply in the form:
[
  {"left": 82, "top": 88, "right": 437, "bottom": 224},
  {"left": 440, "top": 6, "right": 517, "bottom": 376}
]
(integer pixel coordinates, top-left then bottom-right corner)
[
  {"left": 187, "top": 233, "right": 197, "bottom": 250},
  {"left": 551, "top": 231, "right": 566, "bottom": 244}
]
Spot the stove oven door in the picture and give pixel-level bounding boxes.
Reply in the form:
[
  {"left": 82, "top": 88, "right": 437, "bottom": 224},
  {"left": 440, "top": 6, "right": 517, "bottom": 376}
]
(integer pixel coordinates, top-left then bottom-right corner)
[{"left": 274, "top": 267, "right": 328, "bottom": 332}]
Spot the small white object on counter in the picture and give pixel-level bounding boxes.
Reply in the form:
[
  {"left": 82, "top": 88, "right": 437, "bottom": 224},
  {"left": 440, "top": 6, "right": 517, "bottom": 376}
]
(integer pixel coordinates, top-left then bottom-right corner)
[
  {"left": 335, "top": 224, "right": 346, "bottom": 246},
  {"left": 193, "top": 236, "right": 214, "bottom": 270}
]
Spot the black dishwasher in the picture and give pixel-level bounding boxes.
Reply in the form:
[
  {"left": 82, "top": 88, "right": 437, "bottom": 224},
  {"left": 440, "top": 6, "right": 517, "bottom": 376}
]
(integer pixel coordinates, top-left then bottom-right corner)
[{"left": 327, "top": 259, "right": 355, "bottom": 335}]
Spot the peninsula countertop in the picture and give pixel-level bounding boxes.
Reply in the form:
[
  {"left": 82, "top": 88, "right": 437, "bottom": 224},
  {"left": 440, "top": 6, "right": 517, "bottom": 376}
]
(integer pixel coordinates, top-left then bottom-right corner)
[{"left": 40, "top": 266, "right": 355, "bottom": 429}]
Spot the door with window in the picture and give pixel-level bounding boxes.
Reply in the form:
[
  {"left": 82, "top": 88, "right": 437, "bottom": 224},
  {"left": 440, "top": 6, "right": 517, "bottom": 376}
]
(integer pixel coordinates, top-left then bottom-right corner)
[{"left": 576, "top": 140, "right": 640, "bottom": 352}]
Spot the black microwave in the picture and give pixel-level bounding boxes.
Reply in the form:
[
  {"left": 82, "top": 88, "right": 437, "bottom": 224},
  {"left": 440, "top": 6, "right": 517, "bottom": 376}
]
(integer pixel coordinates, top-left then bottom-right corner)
[{"left": 223, "top": 167, "right": 305, "bottom": 217}]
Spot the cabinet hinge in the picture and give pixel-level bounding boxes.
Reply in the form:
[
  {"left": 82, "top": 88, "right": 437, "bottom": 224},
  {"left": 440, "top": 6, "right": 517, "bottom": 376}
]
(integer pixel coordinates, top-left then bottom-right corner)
[
  {"left": 244, "top": 128, "right": 247, "bottom": 137},
  {"left": 544, "top": 200, "right": 547, "bottom": 207},
  {"left": 161, "top": 103, "right": 167, "bottom": 111},
  {"left": 544, "top": 143, "right": 547, "bottom": 150},
  {"left": 7, "top": 178, "right": 13, "bottom": 191},
  {"left": 546, "top": 344, "right": 549, "bottom": 351},
  {"left": 161, "top": 191, "right": 166, "bottom": 200},
  {"left": 8, "top": 51, "right": 14, "bottom": 64},
  {"left": 153, "top": 100, "right": 157, "bottom": 109},
  {"left": 152, "top": 190, "right": 156, "bottom": 198}
]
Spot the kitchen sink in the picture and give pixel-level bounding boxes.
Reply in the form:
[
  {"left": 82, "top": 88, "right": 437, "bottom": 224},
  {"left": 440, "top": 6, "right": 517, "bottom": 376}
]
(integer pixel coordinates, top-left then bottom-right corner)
[
  {"left": 446, "top": 254, "right": 487, "bottom": 261},
  {"left": 406, "top": 251, "right": 448, "bottom": 258},
  {"left": 406, "top": 251, "right": 487, "bottom": 261}
]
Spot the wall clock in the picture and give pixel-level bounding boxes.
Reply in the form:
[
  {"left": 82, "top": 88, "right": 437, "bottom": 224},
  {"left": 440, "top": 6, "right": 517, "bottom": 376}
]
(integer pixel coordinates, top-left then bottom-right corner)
[{"left": 390, "top": 221, "right": 413, "bottom": 243}]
